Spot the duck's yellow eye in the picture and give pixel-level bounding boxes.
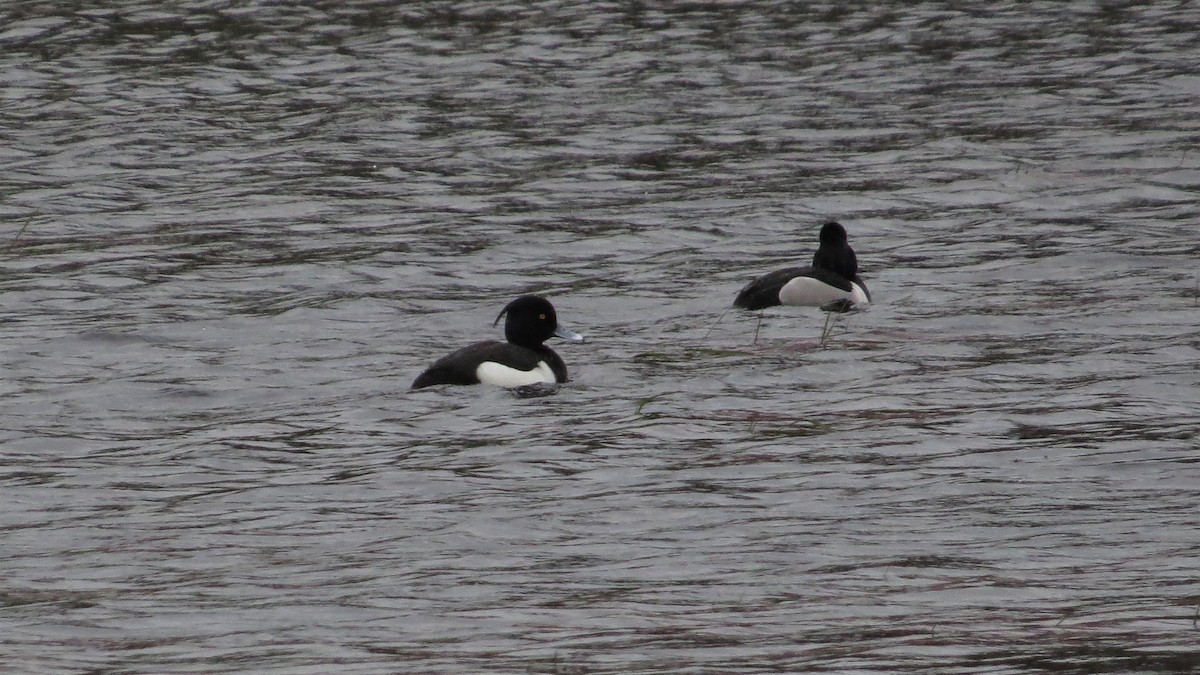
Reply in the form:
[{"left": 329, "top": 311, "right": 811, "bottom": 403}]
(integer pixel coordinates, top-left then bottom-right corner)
[{"left": 539, "top": 313, "right": 546, "bottom": 320}]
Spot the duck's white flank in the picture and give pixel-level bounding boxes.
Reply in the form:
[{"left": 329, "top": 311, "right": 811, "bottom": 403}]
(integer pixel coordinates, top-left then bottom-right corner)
[
  {"left": 778, "top": 276, "right": 870, "bottom": 307},
  {"left": 475, "top": 361, "right": 556, "bottom": 387}
]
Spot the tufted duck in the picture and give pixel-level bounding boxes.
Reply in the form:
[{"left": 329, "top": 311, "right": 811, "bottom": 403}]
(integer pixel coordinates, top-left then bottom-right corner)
[
  {"left": 412, "top": 295, "right": 585, "bottom": 389},
  {"left": 734, "top": 221, "right": 871, "bottom": 311}
]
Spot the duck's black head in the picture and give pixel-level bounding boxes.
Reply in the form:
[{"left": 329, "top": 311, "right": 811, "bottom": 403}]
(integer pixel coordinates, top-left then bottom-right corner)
[
  {"left": 818, "top": 221, "right": 848, "bottom": 245},
  {"left": 813, "top": 221, "right": 859, "bottom": 280},
  {"left": 494, "top": 295, "right": 584, "bottom": 348}
]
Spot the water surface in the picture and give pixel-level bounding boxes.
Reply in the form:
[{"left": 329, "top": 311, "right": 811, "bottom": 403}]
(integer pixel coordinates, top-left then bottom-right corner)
[{"left": 2, "top": 2, "right": 1198, "bottom": 673}]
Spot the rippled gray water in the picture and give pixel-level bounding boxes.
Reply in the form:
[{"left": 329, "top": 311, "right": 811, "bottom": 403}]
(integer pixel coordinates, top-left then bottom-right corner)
[{"left": 3, "top": 2, "right": 1199, "bottom": 673}]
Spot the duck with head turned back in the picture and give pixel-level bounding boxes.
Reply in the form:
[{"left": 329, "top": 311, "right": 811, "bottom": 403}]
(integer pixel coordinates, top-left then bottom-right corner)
[
  {"left": 412, "top": 295, "right": 585, "bottom": 389},
  {"left": 734, "top": 221, "right": 871, "bottom": 312}
]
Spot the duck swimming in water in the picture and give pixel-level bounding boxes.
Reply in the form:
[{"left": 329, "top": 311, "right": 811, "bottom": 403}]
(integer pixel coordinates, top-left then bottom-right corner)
[
  {"left": 412, "top": 295, "right": 585, "bottom": 389},
  {"left": 734, "top": 221, "right": 870, "bottom": 311}
]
